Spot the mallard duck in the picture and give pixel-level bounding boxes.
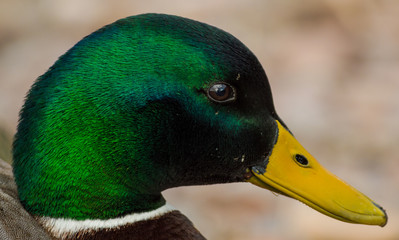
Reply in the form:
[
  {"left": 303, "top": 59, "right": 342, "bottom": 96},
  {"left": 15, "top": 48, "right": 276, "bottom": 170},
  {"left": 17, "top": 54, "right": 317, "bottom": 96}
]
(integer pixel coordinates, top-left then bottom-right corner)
[{"left": 0, "top": 13, "right": 386, "bottom": 240}]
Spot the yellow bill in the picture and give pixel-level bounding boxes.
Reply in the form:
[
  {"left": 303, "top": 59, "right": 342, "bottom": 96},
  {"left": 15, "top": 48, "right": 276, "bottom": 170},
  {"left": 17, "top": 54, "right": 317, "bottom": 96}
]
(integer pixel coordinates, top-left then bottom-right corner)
[{"left": 248, "top": 120, "right": 387, "bottom": 227}]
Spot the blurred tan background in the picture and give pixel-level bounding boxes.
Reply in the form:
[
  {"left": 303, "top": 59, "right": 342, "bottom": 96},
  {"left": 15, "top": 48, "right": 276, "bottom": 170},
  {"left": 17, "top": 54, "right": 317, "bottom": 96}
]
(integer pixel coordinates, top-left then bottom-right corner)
[{"left": 1, "top": 0, "right": 398, "bottom": 239}]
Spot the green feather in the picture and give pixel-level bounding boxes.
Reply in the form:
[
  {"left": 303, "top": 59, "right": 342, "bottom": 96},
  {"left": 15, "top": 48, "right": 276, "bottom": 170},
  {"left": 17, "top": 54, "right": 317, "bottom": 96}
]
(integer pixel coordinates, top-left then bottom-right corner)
[{"left": 13, "top": 13, "right": 279, "bottom": 219}]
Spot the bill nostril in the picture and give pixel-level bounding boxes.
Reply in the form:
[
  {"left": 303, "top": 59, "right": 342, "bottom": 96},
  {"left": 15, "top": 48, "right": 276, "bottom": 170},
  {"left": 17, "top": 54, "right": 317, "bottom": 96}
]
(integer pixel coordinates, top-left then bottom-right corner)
[{"left": 294, "top": 154, "right": 309, "bottom": 166}]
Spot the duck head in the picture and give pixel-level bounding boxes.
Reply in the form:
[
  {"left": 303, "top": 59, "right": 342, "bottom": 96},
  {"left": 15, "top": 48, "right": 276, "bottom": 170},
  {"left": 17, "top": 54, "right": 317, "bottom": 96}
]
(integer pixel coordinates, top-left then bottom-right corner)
[{"left": 13, "top": 13, "right": 387, "bottom": 226}]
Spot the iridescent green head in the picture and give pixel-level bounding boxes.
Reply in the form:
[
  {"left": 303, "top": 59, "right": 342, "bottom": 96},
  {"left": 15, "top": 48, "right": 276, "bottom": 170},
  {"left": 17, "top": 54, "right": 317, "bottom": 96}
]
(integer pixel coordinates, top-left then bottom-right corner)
[
  {"left": 13, "top": 13, "right": 387, "bottom": 227},
  {"left": 13, "top": 13, "right": 279, "bottom": 219}
]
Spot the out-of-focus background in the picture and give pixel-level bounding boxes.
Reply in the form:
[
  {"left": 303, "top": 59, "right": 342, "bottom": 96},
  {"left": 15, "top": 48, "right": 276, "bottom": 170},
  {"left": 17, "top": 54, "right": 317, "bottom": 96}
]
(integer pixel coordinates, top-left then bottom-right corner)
[{"left": 1, "top": 0, "right": 398, "bottom": 239}]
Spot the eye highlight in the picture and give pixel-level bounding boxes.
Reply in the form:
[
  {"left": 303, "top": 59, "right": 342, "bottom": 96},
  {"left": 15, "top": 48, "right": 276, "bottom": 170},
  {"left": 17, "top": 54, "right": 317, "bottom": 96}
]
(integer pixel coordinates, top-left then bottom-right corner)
[{"left": 207, "top": 82, "right": 236, "bottom": 103}]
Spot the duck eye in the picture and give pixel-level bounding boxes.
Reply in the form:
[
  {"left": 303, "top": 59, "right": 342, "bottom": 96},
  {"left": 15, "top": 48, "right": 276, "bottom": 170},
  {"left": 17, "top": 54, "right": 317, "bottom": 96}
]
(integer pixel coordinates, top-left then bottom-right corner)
[
  {"left": 295, "top": 154, "right": 309, "bottom": 167},
  {"left": 207, "top": 82, "right": 236, "bottom": 103}
]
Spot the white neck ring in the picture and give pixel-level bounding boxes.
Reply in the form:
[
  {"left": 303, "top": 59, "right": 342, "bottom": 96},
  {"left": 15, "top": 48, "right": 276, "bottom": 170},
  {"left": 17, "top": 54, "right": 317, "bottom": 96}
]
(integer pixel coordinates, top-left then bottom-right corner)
[{"left": 38, "top": 204, "right": 175, "bottom": 238}]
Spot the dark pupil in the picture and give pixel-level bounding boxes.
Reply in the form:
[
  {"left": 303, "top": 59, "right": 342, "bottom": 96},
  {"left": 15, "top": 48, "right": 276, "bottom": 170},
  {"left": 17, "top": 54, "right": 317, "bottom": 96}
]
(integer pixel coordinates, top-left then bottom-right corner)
[
  {"left": 214, "top": 84, "right": 227, "bottom": 96},
  {"left": 208, "top": 83, "right": 234, "bottom": 103},
  {"left": 295, "top": 154, "right": 309, "bottom": 166}
]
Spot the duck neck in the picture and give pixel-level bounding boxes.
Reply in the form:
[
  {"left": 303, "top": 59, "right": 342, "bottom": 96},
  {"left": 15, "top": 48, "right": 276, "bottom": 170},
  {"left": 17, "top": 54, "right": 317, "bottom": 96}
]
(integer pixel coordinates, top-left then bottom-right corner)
[
  {"left": 30, "top": 185, "right": 167, "bottom": 220},
  {"left": 15, "top": 157, "right": 168, "bottom": 220}
]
